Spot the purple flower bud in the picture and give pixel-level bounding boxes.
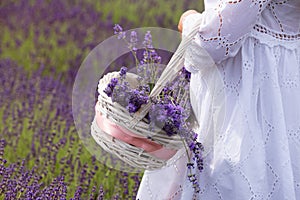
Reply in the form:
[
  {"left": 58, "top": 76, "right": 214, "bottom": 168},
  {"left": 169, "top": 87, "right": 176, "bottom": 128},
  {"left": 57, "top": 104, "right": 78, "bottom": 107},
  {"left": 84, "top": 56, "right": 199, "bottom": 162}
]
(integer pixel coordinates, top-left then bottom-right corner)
[
  {"left": 110, "top": 78, "right": 118, "bottom": 86},
  {"left": 193, "top": 133, "right": 198, "bottom": 140},
  {"left": 143, "top": 31, "right": 153, "bottom": 49},
  {"left": 130, "top": 31, "right": 138, "bottom": 43},
  {"left": 113, "top": 24, "right": 123, "bottom": 35},
  {"left": 126, "top": 103, "right": 137, "bottom": 113},
  {"left": 130, "top": 31, "right": 138, "bottom": 51},
  {"left": 189, "top": 142, "right": 196, "bottom": 150},
  {"left": 119, "top": 67, "right": 127, "bottom": 77}
]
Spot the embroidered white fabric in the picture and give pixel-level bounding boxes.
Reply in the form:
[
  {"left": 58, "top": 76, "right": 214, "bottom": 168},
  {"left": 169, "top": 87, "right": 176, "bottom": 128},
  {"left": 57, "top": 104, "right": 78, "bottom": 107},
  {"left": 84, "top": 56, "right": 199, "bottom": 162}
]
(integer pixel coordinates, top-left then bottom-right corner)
[{"left": 137, "top": 0, "right": 300, "bottom": 199}]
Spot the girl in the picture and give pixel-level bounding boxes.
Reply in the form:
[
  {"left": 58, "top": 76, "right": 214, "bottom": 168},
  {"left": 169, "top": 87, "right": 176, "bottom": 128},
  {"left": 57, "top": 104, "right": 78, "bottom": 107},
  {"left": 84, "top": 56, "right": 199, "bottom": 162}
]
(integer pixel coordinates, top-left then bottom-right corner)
[{"left": 137, "top": 0, "right": 300, "bottom": 199}]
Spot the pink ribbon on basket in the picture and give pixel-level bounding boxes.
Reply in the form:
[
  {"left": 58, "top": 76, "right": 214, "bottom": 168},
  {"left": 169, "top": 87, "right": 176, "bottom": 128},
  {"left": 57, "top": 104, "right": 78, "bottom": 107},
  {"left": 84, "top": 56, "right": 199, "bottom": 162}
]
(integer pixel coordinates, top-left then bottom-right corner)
[{"left": 95, "top": 109, "right": 177, "bottom": 160}]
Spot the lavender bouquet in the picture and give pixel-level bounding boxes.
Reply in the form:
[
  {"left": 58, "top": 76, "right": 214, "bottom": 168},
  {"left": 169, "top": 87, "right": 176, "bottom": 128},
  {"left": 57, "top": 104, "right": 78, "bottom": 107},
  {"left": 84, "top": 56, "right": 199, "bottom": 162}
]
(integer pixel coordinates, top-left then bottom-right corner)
[{"left": 92, "top": 24, "right": 204, "bottom": 193}]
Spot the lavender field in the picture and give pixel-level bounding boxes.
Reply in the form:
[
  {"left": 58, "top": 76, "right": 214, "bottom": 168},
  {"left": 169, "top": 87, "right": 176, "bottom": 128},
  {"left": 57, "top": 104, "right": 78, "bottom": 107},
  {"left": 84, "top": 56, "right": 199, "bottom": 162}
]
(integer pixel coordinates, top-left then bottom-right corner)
[{"left": 0, "top": 0, "right": 203, "bottom": 199}]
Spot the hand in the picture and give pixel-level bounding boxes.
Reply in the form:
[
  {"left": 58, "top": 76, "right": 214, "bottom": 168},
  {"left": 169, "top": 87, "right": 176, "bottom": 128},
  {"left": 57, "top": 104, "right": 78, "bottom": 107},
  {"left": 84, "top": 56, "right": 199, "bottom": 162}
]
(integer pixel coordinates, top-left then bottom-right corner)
[{"left": 178, "top": 10, "right": 199, "bottom": 33}]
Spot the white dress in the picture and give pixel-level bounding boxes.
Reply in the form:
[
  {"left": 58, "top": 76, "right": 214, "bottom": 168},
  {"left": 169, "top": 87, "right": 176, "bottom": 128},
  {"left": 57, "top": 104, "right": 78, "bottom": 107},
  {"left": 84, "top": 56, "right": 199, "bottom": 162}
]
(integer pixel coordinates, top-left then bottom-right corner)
[{"left": 137, "top": 0, "right": 300, "bottom": 199}]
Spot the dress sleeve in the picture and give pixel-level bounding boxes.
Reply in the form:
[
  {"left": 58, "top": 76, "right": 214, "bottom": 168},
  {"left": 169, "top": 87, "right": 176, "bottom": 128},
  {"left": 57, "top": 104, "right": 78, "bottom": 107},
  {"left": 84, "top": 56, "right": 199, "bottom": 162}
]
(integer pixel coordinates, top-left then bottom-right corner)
[
  {"left": 183, "top": 0, "right": 272, "bottom": 66},
  {"left": 136, "top": 149, "right": 190, "bottom": 200}
]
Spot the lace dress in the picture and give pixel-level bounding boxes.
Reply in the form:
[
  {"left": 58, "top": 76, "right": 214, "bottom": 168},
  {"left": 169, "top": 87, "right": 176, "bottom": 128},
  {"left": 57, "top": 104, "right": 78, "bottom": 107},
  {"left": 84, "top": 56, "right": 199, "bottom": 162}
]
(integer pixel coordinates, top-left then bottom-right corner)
[{"left": 137, "top": 0, "right": 300, "bottom": 199}]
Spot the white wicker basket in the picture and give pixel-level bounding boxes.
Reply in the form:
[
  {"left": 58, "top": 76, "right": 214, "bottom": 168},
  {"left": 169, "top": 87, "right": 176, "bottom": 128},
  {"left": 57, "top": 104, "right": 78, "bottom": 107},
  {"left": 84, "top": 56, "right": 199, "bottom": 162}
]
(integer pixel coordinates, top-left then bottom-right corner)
[
  {"left": 92, "top": 72, "right": 185, "bottom": 170},
  {"left": 91, "top": 19, "right": 203, "bottom": 170}
]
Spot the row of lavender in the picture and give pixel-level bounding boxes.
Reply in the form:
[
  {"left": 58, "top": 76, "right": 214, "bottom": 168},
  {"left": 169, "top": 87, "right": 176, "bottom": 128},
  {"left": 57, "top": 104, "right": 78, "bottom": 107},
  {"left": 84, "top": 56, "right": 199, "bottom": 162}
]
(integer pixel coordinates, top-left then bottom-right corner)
[
  {"left": 0, "top": 0, "right": 203, "bottom": 199},
  {"left": 0, "top": 0, "right": 202, "bottom": 76},
  {"left": 0, "top": 59, "right": 142, "bottom": 199}
]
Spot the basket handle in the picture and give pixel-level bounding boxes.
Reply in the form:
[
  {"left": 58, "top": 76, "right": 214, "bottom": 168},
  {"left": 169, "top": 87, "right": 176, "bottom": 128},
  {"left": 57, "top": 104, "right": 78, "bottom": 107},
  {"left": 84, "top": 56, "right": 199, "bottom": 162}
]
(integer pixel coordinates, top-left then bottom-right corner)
[{"left": 130, "top": 16, "right": 203, "bottom": 127}]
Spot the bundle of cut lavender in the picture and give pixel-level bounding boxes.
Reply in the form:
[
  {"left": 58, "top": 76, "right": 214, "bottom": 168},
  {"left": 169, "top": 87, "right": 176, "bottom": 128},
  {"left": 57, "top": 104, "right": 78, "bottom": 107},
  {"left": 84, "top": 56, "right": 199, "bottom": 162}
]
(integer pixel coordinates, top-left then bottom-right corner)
[{"left": 91, "top": 25, "right": 204, "bottom": 193}]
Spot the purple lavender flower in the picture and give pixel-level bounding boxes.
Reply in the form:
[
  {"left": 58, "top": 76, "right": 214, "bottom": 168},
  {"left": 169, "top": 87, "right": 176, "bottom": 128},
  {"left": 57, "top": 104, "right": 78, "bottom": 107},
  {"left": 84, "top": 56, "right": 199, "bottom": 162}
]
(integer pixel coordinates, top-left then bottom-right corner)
[
  {"left": 103, "top": 78, "right": 118, "bottom": 97},
  {"left": 130, "top": 31, "right": 138, "bottom": 51},
  {"left": 113, "top": 24, "right": 123, "bottom": 35},
  {"left": 119, "top": 66, "right": 127, "bottom": 77},
  {"left": 126, "top": 103, "right": 137, "bottom": 113},
  {"left": 103, "top": 86, "right": 113, "bottom": 97},
  {"left": 111, "top": 85, "right": 130, "bottom": 107},
  {"left": 111, "top": 78, "right": 118, "bottom": 86},
  {"left": 126, "top": 88, "right": 149, "bottom": 113},
  {"left": 143, "top": 31, "right": 153, "bottom": 49},
  {"left": 113, "top": 24, "right": 126, "bottom": 39},
  {"left": 97, "top": 185, "right": 104, "bottom": 200},
  {"left": 182, "top": 67, "right": 191, "bottom": 81},
  {"left": 136, "top": 85, "right": 149, "bottom": 95}
]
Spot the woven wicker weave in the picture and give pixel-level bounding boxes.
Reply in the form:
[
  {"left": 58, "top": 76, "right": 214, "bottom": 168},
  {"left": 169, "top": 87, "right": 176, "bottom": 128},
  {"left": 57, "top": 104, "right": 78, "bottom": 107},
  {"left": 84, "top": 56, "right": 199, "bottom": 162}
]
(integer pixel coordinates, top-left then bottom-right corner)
[
  {"left": 91, "top": 18, "right": 205, "bottom": 170},
  {"left": 92, "top": 72, "right": 185, "bottom": 170}
]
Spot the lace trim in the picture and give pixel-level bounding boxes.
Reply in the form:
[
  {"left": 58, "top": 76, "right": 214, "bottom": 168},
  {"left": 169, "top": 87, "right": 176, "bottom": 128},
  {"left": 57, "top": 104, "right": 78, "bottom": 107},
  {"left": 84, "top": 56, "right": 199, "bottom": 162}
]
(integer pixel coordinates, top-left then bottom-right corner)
[
  {"left": 253, "top": 24, "right": 300, "bottom": 40},
  {"left": 251, "top": 24, "right": 300, "bottom": 49}
]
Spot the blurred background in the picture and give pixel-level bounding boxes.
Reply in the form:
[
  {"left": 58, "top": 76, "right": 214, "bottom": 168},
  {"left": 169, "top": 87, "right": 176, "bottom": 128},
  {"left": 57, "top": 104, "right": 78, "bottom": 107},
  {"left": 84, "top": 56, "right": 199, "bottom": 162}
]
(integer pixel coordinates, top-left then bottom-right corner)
[{"left": 0, "top": 0, "right": 203, "bottom": 199}]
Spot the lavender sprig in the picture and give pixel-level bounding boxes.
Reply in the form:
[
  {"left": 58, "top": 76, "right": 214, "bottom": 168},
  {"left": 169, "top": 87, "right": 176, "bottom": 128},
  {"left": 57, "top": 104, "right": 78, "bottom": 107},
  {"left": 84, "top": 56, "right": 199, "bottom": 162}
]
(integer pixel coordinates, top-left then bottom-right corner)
[
  {"left": 186, "top": 132, "right": 204, "bottom": 193},
  {"left": 103, "top": 78, "right": 118, "bottom": 97},
  {"left": 113, "top": 24, "right": 126, "bottom": 40}
]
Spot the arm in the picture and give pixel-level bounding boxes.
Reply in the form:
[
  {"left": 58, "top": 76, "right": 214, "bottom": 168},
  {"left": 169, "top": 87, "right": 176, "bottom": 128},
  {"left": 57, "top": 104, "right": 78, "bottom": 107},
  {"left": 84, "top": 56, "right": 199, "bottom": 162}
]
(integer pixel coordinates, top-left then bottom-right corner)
[{"left": 180, "top": 0, "right": 272, "bottom": 64}]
